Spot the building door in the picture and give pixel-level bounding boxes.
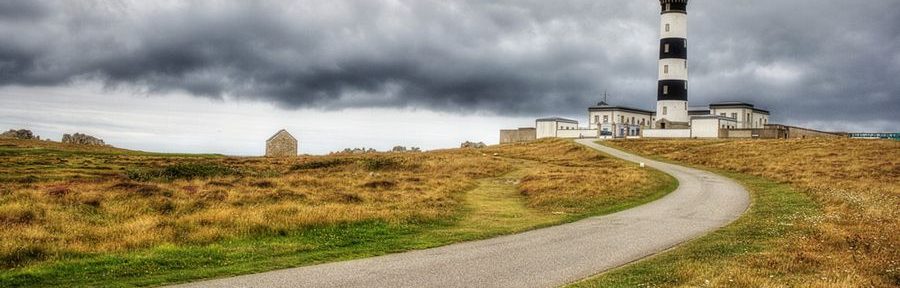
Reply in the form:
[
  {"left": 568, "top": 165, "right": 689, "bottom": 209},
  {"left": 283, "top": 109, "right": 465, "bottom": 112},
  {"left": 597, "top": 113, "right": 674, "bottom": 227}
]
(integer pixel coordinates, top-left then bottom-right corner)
[{"left": 660, "top": 122, "right": 667, "bottom": 129}]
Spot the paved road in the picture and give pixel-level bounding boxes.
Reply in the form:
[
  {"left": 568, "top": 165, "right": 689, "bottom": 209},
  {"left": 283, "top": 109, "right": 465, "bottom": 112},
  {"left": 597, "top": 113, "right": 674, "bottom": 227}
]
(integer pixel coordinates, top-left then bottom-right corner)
[{"left": 172, "top": 139, "right": 750, "bottom": 288}]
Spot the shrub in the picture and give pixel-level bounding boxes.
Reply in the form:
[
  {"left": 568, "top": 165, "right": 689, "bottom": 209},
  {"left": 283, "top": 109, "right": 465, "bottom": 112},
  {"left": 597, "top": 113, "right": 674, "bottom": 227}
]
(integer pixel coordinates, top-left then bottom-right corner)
[
  {"left": 111, "top": 182, "right": 168, "bottom": 196},
  {"left": 361, "top": 180, "right": 397, "bottom": 189},
  {"left": 18, "top": 175, "right": 39, "bottom": 184},
  {"left": 127, "top": 163, "right": 240, "bottom": 181},
  {"left": 329, "top": 192, "right": 364, "bottom": 203},
  {"left": 0, "top": 245, "right": 47, "bottom": 268},
  {"left": 252, "top": 180, "right": 276, "bottom": 188},
  {"left": 46, "top": 185, "right": 71, "bottom": 197},
  {"left": 290, "top": 159, "right": 351, "bottom": 171},
  {"left": 0, "top": 204, "right": 40, "bottom": 225},
  {"left": 361, "top": 157, "right": 400, "bottom": 171}
]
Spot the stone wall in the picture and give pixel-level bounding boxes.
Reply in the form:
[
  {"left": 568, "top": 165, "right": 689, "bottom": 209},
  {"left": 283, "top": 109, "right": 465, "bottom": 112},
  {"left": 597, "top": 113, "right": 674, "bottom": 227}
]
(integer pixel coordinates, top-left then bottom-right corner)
[
  {"left": 779, "top": 125, "right": 843, "bottom": 139},
  {"left": 642, "top": 129, "right": 692, "bottom": 138},
  {"left": 719, "top": 124, "right": 840, "bottom": 139},
  {"left": 499, "top": 128, "right": 536, "bottom": 144},
  {"left": 266, "top": 134, "right": 298, "bottom": 157}
]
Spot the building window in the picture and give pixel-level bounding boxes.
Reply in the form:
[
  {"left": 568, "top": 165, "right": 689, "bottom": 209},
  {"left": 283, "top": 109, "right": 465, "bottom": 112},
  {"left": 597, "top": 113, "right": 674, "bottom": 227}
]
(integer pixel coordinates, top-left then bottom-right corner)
[
  {"left": 620, "top": 116, "right": 624, "bottom": 123},
  {"left": 594, "top": 115, "right": 599, "bottom": 123},
  {"left": 664, "top": 65, "right": 669, "bottom": 74},
  {"left": 731, "top": 113, "right": 737, "bottom": 119},
  {"left": 663, "top": 85, "right": 669, "bottom": 94},
  {"left": 603, "top": 115, "right": 609, "bottom": 123},
  {"left": 664, "top": 44, "right": 670, "bottom": 53},
  {"left": 720, "top": 113, "right": 726, "bottom": 117},
  {"left": 665, "top": 24, "right": 670, "bottom": 32},
  {"left": 663, "top": 106, "right": 668, "bottom": 115},
  {"left": 631, "top": 117, "right": 635, "bottom": 124}
]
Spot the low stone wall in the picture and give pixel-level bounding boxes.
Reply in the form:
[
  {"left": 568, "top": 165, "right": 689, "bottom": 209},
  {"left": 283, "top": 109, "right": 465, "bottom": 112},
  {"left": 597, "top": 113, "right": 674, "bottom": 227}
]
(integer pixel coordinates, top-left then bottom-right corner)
[
  {"left": 720, "top": 124, "right": 841, "bottom": 139},
  {"left": 499, "top": 128, "right": 536, "bottom": 144},
  {"left": 721, "top": 129, "right": 754, "bottom": 138},
  {"left": 556, "top": 129, "right": 599, "bottom": 139},
  {"left": 780, "top": 125, "right": 843, "bottom": 139},
  {"left": 642, "top": 129, "right": 692, "bottom": 138}
]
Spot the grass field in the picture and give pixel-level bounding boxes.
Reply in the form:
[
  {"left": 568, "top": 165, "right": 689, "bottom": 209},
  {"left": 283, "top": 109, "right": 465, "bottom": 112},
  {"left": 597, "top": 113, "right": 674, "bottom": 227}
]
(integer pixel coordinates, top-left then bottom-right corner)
[
  {"left": 0, "top": 138, "right": 674, "bottom": 286},
  {"left": 578, "top": 138, "right": 899, "bottom": 287}
]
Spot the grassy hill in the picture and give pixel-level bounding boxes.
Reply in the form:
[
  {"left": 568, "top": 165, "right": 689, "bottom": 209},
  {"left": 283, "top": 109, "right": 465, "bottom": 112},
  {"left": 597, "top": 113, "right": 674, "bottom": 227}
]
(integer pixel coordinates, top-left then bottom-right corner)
[
  {"left": 0, "top": 138, "right": 674, "bottom": 287},
  {"left": 579, "top": 139, "right": 899, "bottom": 287}
]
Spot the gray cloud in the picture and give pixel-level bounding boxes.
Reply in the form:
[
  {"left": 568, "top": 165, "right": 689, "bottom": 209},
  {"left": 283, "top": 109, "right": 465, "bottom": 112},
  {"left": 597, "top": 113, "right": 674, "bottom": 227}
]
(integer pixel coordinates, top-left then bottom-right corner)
[{"left": 0, "top": 0, "right": 898, "bottom": 129}]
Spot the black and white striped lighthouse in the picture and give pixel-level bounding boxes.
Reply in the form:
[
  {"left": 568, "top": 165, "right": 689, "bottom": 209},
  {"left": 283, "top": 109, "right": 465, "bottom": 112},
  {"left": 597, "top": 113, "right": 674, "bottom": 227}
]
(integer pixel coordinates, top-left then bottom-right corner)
[{"left": 656, "top": 0, "right": 689, "bottom": 129}]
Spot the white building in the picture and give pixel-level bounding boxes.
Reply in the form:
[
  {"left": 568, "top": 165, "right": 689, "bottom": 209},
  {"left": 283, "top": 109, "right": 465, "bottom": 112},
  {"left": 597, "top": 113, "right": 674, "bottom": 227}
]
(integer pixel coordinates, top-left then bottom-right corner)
[
  {"left": 536, "top": 117, "right": 598, "bottom": 139},
  {"left": 531, "top": 100, "right": 771, "bottom": 140},
  {"left": 709, "top": 102, "right": 770, "bottom": 129},
  {"left": 690, "top": 115, "right": 738, "bottom": 138},
  {"left": 588, "top": 102, "right": 655, "bottom": 138}
]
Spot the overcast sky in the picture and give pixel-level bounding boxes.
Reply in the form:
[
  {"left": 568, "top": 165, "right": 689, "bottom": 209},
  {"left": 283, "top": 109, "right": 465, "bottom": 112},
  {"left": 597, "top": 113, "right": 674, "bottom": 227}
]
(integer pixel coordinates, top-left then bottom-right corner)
[{"left": 1, "top": 0, "right": 898, "bottom": 155}]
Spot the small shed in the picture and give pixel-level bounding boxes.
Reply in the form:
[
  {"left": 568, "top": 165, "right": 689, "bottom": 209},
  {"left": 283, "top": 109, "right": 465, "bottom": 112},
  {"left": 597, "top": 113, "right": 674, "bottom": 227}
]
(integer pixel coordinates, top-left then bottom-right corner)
[{"left": 265, "top": 129, "right": 298, "bottom": 157}]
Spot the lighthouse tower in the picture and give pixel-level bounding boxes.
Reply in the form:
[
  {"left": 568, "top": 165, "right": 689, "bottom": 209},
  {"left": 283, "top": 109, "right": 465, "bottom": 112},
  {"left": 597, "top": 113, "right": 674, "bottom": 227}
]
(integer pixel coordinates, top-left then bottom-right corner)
[{"left": 655, "top": 0, "right": 689, "bottom": 129}]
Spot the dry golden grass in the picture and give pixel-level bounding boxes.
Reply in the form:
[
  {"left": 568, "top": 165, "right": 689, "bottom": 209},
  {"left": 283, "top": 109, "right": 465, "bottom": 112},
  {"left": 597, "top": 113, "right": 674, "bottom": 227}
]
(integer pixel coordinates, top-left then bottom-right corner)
[
  {"left": 605, "top": 138, "right": 900, "bottom": 287},
  {"left": 483, "top": 140, "right": 666, "bottom": 214},
  {"left": 0, "top": 138, "right": 661, "bottom": 273}
]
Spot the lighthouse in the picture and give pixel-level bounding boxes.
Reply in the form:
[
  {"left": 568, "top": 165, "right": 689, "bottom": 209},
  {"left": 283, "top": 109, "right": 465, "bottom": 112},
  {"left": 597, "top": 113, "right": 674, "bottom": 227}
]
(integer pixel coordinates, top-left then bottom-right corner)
[{"left": 656, "top": 0, "right": 689, "bottom": 129}]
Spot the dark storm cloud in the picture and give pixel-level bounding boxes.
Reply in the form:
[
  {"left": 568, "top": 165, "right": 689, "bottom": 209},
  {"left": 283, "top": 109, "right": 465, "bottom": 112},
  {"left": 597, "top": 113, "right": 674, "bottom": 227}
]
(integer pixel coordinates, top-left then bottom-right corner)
[{"left": 0, "top": 0, "right": 898, "bottom": 128}]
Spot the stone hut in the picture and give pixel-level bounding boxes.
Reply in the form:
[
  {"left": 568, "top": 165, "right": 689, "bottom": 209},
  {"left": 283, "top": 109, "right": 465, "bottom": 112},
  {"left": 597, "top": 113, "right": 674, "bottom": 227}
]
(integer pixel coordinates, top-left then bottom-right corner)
[{"left": 265, "top": 129, "right": 298, "bottom": 157}]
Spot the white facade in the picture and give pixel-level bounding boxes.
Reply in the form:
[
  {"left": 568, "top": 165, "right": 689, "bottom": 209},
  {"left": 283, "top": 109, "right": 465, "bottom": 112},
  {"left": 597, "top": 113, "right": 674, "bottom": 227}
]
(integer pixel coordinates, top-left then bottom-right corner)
[
  {"left": 589, "top": 111, "right": 653, "bottom": 129},
  {"left": 660, "top": 12, "right": 687, "bottom": 39},
  {"left": 588, "top": 104, "right": 655, "bottom": 138},
  {"left": 659, "top": 58, "right": 688, "bottom": 80},
  {"left": 536, "top": 118, "right": 580, "bottom": 139},
  {"left": 709, "top": 104, "right": 770, "bottom": 129},
  {"left": 655, "top": 1, "right": 689, "bottom": 128},
  {"left": 656, "top": 100, "right": 690, "bottom": 124},
  {"left": 690, "top": 116, "right": 738, "bottom": 138}
]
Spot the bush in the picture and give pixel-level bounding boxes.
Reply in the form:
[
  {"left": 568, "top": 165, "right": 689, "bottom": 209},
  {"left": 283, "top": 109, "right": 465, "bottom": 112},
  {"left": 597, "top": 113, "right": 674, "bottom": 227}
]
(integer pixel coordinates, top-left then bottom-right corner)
[
  {"left": 361, "top": 158, "right": 400, "bottom": 171},
  {"left": 361, "top": 180, "right": 397, "bottom": 189},
  {"left": 290, "top": 159, "right": 351, "bottom": 171},
  {"left": 0, "top": 245, "right": 47, "bottom": 268},
  {"left": 111, "top": 182, "right": 168, "bottom": 196},
  {"left": 126, "top": 163, "right": 240, "bottom": 181},
  {"left": 0, "top": 204, "right": 39, "bottom": 225}
]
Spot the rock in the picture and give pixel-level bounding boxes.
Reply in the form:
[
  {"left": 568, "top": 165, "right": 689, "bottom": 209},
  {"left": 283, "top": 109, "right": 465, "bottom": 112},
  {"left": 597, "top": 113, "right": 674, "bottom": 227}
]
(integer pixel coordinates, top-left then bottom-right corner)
[
  {"left": 460, "top": 141, "right": 487, "bottom": 149},
  {"left": 337, "top": 147, "right": 378, "bottom": 154},
  {"left": 61, "top": 133, "right": 107, "bottom": 146},
  {"left": 0, "top": 129, "right": 39, "bottom": 140}
]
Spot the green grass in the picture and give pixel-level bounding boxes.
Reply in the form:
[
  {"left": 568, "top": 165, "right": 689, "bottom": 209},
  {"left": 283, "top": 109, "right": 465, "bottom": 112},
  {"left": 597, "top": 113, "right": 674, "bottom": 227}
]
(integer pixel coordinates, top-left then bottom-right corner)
[
  {"left": 569, "top": 143, "right": 820, "bottom": 288},
  {"left": 0, "top": 162, "right": 677, "bottom": 287}
]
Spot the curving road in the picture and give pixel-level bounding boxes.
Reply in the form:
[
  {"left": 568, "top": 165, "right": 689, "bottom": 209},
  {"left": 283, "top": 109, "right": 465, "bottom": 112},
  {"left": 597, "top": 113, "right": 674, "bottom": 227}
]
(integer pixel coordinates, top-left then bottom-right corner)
[{"left": 171, "top": 139, "right": 750, "bottom": 288}]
